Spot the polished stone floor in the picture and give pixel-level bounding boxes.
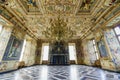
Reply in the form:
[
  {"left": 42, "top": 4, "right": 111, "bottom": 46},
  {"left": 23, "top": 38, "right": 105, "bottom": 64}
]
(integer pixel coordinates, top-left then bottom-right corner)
[{"left": 0, "top": 65, "right": 120, "bottom": 80}]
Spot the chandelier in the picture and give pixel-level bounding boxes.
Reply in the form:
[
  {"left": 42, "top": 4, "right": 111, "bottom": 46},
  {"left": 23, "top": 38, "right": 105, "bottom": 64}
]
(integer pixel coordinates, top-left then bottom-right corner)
[
  {"left": 41, "top": 0, "right": 77, "bottom": 42},
  {"left": 42, "top": 15, "right": 76, "bottom": 42}
]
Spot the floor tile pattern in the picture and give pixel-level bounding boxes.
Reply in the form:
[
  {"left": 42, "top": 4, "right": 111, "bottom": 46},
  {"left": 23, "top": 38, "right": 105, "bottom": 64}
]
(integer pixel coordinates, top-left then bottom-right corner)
[{"left": 0, "top": 65, "right": 120, "bottom": 80}]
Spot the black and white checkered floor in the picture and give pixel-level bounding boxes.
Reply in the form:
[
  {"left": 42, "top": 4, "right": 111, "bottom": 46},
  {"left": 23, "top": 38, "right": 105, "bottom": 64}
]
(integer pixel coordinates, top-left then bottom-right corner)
[{"left": 0, "top": 65, "right": 120, "bottom": 80}]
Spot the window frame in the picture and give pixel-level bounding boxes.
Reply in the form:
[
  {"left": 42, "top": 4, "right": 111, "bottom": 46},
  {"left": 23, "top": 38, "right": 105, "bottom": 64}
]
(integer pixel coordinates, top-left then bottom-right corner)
[
  {"left": 92, "top": 39, "right": 99, "bottom": 60},
  {"left": 114, "top": 26, "right": 120, "bottom": 43}
]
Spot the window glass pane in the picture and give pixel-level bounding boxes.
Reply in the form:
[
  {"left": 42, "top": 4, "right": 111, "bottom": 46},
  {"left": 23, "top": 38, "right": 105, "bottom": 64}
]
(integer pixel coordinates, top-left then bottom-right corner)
[
  {"left": 94, "top": 46, "right": 97, "bottom": 52},
  {"left": 20, "top": 39, "right": 26, "bottom": 61},
  {"left": 92, "top": 39, "right": 95, "bottom": 44},
  {"left": 0, "top": 24, "right": 2, "bottom": 33},
  {"left": 114, "top": 27, "right": 120, "bottom": 35},
  {"left": 95, "top": 52, "right": 99, "bottom": 59},
  {"left": 69, "top": 46, "right": 76, "bottom": 60},
  {"left": 118, "top": 36, "right": 120, "bottom": 41},
  {"left": 42, "top": 46, "right": 49, "bottom": 60}
]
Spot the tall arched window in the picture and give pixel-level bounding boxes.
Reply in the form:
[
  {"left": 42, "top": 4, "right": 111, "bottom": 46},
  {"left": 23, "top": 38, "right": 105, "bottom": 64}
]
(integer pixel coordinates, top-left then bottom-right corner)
[
  {"left": 68, "top": 43, "right": 77, "bottom": 61},
  {"left": 41, "top": 43, "right": 49, "bottom": 61}
]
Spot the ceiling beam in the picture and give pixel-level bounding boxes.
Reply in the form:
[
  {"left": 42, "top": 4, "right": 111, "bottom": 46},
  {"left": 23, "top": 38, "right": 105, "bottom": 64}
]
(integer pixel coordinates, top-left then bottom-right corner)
[
  {"left": 37, "top": 0, "right": 45, "bottom": 15},
  {"left": 74, "top": 0, "right": 82, "bottom": 15}
]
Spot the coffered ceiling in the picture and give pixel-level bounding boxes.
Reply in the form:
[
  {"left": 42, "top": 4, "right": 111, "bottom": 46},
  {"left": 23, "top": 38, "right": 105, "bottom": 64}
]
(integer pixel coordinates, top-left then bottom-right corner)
[{"left": 0, "top": 0, "right": 120, "bottom": 40}]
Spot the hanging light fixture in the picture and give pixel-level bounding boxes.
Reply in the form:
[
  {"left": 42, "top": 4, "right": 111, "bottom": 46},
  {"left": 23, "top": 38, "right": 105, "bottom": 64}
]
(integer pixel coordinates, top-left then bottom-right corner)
[
  {"left": 42, "top": 15, "right": 76, "bottom": 42},
  {"left": 42, "top": 0, "right": 76, "bottom": 42}
]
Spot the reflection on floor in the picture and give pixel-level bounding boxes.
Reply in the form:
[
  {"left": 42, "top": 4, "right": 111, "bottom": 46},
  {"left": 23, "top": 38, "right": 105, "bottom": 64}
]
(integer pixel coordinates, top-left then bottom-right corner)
[{"left": 0, "top": 65, "right": 120, "bottom": 80}]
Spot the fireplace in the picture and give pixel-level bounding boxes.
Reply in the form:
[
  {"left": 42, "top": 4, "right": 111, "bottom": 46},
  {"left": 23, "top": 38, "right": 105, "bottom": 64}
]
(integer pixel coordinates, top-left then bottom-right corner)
[{"left": 49, "top": 41, "right": 69, "bottom": 65}]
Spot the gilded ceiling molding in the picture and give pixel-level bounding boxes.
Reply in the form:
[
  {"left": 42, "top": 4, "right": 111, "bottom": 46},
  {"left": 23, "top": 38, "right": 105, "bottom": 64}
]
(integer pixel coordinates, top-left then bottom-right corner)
[
  {"left": 0, "top": 15, "right": 13, "bottom": 27},
  {"left": 12, "top": 28, "right": 25, "bottom": 40},
  {"left": 36, "top": 0, "right": 46, "bottom": 14},
  {"left": 0, "top": 5, "right": 38, "bottom": 40},
  {"left": 74, "top": 0, "right": 82, "bottom": 15},
  {"left": 0, "top": 0, "right": 120, "bottom": 41}
]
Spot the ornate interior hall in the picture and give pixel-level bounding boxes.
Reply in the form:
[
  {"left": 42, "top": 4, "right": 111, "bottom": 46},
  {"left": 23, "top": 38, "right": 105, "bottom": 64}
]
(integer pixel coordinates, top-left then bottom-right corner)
[{"left": 0, "top": 0, "right": 120, "bottom": 80}]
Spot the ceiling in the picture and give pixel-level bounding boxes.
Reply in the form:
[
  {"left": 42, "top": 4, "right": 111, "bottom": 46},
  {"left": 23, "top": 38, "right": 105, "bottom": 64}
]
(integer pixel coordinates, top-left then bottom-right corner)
[{"left": 0, "top": 0, "right": 120, "bottom": 40}]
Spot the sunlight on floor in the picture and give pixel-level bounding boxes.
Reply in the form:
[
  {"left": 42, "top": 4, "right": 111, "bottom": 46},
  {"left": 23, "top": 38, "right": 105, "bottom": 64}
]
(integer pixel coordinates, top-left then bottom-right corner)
[{"left": 0, "top": 65, "right": 120, "bottom": 80}]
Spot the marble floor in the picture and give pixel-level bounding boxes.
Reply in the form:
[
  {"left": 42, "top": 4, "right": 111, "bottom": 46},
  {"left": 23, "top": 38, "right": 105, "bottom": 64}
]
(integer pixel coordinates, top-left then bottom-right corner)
[{"left": 0, "top": 65, "right": 120, "bottom": 80}]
